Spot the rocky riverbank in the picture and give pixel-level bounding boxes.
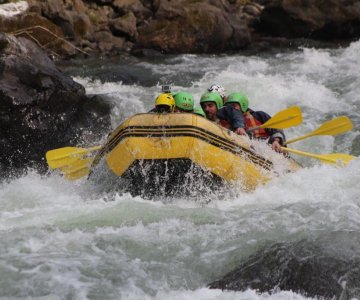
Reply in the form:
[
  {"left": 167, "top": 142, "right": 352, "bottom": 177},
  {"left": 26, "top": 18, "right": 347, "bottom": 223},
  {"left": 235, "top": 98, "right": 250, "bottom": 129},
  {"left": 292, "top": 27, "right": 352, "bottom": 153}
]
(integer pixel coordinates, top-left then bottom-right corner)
[{"left": 1, "top": 0, "right": 360, "bottom": 59}]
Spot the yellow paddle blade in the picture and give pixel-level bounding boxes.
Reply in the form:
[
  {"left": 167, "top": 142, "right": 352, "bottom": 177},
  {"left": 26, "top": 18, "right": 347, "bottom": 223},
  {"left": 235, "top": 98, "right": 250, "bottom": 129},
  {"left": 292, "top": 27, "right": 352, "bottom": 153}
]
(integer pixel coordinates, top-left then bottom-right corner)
[
  {"left": 64, "top": 168, "right": 90, "bottom": 181},
  {"left": 260, "top": 106, "right": 302, "bottom": 129},
  {"left": 47, "top": 155, "right": 81, "bottom": 169},
  {"left": 286, "top": 116, "right": 353, "bottom": 145},
  {"left": 60, "top": 157, "right": 93, "bottom": 180},
  {"left": 316, "top": 153, "right": 356, "bottom": 166},
  {"left": 281, "top": 147, "right": 356, "bottom": 166},
  {"left": 46, "top": 146, "right": 101, "bottom": 169}
]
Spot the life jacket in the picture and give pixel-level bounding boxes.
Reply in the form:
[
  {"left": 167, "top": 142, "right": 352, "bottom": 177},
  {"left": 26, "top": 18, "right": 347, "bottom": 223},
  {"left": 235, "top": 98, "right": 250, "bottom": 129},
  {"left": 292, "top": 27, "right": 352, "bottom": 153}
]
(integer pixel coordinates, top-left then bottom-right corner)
[
  {"left": 244, "top": 111, "right": 269, "bottom": 139},
  {"left": 219, "top": 119, "right": 231, "bottom": 129}
]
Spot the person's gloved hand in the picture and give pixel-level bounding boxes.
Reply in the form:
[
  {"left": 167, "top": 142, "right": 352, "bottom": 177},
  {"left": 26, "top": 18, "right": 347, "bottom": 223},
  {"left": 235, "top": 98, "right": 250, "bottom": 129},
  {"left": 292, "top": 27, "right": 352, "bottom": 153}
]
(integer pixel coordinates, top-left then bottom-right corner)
[
  {"left": 272, "top": 138, "right": 283, "bottom": 153},
  {"left": 234, "top": 127, "right": 247, "bottom": 136}
]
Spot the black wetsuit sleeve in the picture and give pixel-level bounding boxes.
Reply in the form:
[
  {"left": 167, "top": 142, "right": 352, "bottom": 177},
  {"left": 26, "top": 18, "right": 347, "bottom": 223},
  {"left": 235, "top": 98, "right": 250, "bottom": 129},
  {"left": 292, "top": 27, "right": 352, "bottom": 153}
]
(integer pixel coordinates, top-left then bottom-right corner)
[
  {"left": 217, "top": 106, "right": 245, "bottom": 130},
  {"left": 252, "top": 110, "right": 286, "bottom": 144}
]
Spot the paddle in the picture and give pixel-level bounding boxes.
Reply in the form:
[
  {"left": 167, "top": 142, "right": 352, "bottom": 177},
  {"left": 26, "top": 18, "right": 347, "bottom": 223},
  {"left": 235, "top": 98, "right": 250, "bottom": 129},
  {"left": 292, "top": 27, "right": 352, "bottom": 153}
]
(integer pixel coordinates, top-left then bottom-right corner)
[
  {"left": 281, "top": 147, "right": 356, "bottom": 166},
  {"left": 60, "top": 157, "right": 94, "bottom": 180},
  {"left": 285, "top": 116, "right": 353, "bottom": 145},
  {"left": 46, "top": 146, "right": 101, "bottom": 169},
  {"left": 247, "top": 106, "right": 302, "bottom": 132}
]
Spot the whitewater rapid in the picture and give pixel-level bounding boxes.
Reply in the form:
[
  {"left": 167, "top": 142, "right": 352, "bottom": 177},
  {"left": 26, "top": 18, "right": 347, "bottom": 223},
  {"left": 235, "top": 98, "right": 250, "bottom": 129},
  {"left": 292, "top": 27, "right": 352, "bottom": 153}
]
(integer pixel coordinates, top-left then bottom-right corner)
[{"left": 1, "top": 40, "right": 360, "bottom": 299}]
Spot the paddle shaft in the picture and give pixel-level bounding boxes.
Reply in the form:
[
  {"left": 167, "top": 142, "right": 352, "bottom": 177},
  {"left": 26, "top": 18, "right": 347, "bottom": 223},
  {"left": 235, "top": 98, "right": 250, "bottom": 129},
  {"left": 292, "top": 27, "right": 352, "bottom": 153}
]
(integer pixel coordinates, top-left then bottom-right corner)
[
  {"left": 281, "top": 147, "right": 356, "bottom": 165},
  {"left": 281, "top": 147, "right": 336, "bottom": 163},
  {"left": 284, "top": 132, "right": 316, "bottom": 145}
]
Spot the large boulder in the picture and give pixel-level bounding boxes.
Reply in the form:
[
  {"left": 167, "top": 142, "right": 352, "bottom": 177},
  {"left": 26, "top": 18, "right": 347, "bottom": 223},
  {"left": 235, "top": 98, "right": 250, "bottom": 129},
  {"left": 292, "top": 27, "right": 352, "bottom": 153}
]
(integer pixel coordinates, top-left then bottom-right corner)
[
  {"left": 0, "top": 33, "right": 111, "bottom": 177},
  {"left": 136, "top": 0, "right": 252, "bottom": 53},
  {"left": 110, "top": 11, "right": 138, "bottom": 41},
  {"left": 255, "top": 0, "right": 360, "bottom": 39},
  {"left": 208, "top": 238, "right": 360, "bottom": 299}
]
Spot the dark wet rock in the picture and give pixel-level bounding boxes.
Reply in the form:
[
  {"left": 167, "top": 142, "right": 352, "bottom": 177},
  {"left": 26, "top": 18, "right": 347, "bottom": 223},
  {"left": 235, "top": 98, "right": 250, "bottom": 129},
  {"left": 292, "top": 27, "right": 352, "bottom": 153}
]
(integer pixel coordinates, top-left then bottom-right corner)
[
  {"left": 208, "top": 238, "right": 360, "bottom": 299},
  {"left": 131, "top": 48, "right": 165, "bottom": 58},
  {"left": 40, "top": 0, "right": 74, "bottom": 38},
  {"left": 112, "top": 0, "right": 152, "bottom": 20},
  {"left": 110, "top": 11, "right": 138, "bottom": 41},
  {"left": 94, "top": 31, "right": 131, "bottom": 54},
  {"left": 137, "top": 0, "right": 251, "bottom": 53},
  {"left": 0, "top": 33, "right": 111, "bottom": 177},
  {"left": 71, "top": 12, "right": 93, "bottom": 41},
  {"left": 92, "top": 0, "right": 113, "bottom": 4},
  {"left": 255, "top": 0, "right": 360, "bottom": 40},
  {"left": 244, "top": 2, "right": 263, "bottom": 18}
]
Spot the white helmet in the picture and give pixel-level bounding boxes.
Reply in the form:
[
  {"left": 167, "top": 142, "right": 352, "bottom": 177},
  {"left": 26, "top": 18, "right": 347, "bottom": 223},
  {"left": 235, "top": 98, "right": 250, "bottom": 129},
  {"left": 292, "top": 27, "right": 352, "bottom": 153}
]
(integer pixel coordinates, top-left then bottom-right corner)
[{"left": 208, "top": 84, "right": 226, "bottom": 99}]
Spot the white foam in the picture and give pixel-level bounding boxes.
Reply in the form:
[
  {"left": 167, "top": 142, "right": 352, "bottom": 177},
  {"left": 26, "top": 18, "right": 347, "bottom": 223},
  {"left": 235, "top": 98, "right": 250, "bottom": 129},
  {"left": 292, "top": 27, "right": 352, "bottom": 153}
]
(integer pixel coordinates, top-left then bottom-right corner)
[
  {"left": 154, "top": 288, "right": 316, "bottom": 300},
  {"left": 296, "top": 47, "right": 335, "bottom": 75},
  {"left": 73, "top": 77, "right": 147, "bottom": 127},
  {"left": 0, "top": 1, "right": 28, "bottom": 17}
]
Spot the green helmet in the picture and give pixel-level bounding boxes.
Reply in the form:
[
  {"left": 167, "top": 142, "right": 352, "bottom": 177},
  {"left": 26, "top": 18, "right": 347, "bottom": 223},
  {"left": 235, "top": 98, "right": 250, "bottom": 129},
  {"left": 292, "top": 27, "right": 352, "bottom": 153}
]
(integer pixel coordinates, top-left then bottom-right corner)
[
  {"left": 200, "top": 92, "right": 223, "bottom": 109},
  {"left": 226, "top": 92, "right": 249, "bottom": 112},
  {"left": 193, "top": 106, "right": 205, "bottom": 117},
  {"left": 174, "top": 92, "right": 194, "bottom": 111}
]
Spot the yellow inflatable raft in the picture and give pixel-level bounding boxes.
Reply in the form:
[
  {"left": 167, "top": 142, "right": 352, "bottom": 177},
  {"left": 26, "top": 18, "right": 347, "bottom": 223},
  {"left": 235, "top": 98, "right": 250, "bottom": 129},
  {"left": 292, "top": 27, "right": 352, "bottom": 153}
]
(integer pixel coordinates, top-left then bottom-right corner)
[{"left": 88, "top": 113, "right": 300, "bottom": 197}]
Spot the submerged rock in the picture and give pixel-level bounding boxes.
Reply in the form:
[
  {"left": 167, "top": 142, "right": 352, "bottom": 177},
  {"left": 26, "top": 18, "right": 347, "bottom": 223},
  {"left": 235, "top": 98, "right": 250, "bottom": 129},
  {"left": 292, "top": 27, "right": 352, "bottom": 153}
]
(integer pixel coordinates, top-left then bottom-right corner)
[
  {"left": 0, "top": 33, "right": 111, "bottom": 178},
  {"left": 208, "top": 237, "right": 360, "bottom": 299}
]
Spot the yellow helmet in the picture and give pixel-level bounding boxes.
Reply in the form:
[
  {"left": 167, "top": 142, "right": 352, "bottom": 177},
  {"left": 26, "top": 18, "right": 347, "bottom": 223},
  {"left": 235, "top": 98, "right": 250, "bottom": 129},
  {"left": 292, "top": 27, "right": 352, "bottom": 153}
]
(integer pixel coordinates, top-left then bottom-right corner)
[{"left": 155, "top": 93, "right": 175, "bottom": 112}]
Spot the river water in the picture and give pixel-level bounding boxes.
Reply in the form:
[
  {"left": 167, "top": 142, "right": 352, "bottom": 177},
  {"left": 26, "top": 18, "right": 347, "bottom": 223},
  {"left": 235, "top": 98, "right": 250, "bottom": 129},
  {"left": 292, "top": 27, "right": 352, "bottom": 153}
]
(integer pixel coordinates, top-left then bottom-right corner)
[{"left": 1, "top": 41, "right": 360, "bottom": 299}]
